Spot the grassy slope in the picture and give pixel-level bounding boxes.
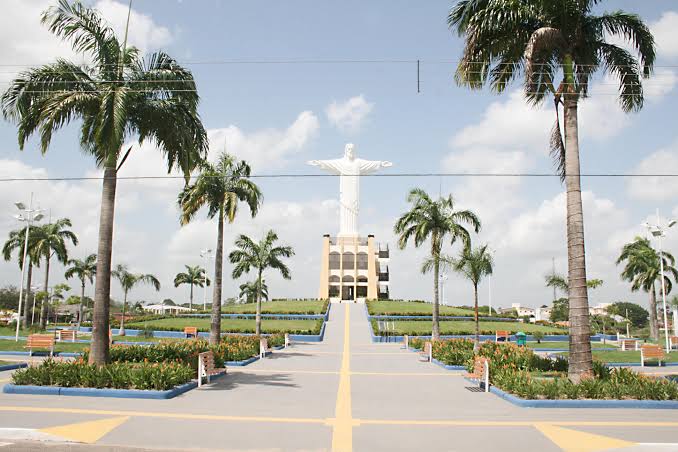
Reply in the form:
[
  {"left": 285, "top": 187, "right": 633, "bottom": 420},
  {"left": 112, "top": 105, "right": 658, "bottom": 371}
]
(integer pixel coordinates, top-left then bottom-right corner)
[
  {"left": 221, "top": 300, "right": 327, "bottom": 314},
  {"left": 128, "top": 318, "right": 320, "bottom": 334},
  {"left": 368, "top": 300, "right": 477, "bottom": 316},
  {"left": 0, "top": 339, "right": 88, "bottom": 353},
  {"left": 528, "top": 341, "right": 611, "bottom": 350},
  {"left": 382, "top": 320, "right": 564, "bottom": 335}
]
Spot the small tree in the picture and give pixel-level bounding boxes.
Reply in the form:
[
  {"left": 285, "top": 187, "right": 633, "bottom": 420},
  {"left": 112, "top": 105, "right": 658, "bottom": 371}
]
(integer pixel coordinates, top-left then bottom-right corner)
[
  {"left": 64, "top": 253, "right": 96, "bottom": 329},
  {"left": 112, "top": 265, "right": 160, "bottom": 336},
  {"left": 173, "top": 265, "right": 210, "bottom": 311}
]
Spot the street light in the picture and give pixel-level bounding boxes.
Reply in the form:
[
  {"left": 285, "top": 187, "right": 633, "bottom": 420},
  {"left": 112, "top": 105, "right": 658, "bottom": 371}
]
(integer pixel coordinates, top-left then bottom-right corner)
[
  {"left": 439, "top": 272, "right": 448, "bottom": 306},
  {"left": 488, "top": 247, "right": 496, "bottom": 316},
  {"left": 200, "top": 249, "right": 214, "bottom": 311},
  {"left": 643, "top": 210, "right": 676, "bottom": 353},
  {"left": 13, "top": 193, "right": 44, "bottom": 341}
]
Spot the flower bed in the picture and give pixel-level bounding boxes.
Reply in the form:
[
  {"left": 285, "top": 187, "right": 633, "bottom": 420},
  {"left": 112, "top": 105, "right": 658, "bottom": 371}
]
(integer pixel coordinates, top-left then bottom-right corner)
[{"left": 11, "top": 359, "right": 193, "bottom": 391}]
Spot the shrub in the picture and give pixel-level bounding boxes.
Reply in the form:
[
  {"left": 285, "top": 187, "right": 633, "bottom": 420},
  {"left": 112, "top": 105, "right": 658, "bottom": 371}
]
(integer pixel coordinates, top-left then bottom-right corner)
[
  {"left": 532, "top": 331, "right": 545, "bottom": 343},
  {"left": 432, "top": 339, "right": 475, "bottom": 366},
  {"left": 11, "top": 358, "right": 193, "bottom": 391}
]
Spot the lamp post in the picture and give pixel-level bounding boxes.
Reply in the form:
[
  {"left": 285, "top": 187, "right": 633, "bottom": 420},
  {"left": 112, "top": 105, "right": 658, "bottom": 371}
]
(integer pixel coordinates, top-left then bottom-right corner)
[
  {"left": 30, "top": 285, "right": 40, "bottom": 325},
  {"left": 13, "top": 194, "right": 44, "bottom": 341},
  {"left": 200, "top": 249, "right": 213, "bottom": 311},
  {"left": 488, "top": 248, "right": 496, "bottom": 316},
  {"left": 439, "top": 272, "right": 448, "bottom": 306},
  {"left": 643, "top": 210, "right": 677, "bottom": 353}
]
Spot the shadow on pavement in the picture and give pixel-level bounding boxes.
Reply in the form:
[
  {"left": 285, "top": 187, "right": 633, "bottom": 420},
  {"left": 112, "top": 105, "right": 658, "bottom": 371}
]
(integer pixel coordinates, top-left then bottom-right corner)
[{"left": 204, "top": 372, "right": 299, "bottom": 390}]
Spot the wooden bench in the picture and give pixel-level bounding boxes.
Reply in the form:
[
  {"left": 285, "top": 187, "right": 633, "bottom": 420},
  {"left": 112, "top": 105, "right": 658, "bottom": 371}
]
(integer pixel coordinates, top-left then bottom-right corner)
[
  {"left": 467, "top": 356, "right": 490, "bottom": 392},
  {"left": 641, "top": 344, "right": 665, "bottom": 367},
  {"left": 259, "top": 337, "right": 271, "bottom": 359},
  {"left": 670, "top": 336, "right": 678, "bottom": 350},
  {"left": 197, "top": 351, "right": 223, "bottom": 387},
  {"left": 419, "top": 341, "right": 432, "bottom": 362},
  {"left": 620, "top": 338, "right": 640, "bottom": 351},
  {"left": 495, "top": 331, "right": 510, "bottom": 343},
  {"left": 184, "top": 327, "right": 198, "bottom": 339},
  {"left": 25, "top": 334, "right": 55, "bottom": 357},
  {"left": 56, "top": 329, "right": 77, "bottom": 342}
]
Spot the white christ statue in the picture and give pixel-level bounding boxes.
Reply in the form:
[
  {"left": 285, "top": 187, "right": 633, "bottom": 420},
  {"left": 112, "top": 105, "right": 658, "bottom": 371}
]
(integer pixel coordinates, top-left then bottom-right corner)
[{"left": 308, "top": 143, "right": 393, "bottom": 237}]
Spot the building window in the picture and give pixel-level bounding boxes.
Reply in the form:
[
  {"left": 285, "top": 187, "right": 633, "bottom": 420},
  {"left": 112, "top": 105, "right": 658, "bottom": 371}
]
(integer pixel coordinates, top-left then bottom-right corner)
[
  {"left": 357, "top": 286, "right": 368, "bottom": 298},
  {"left": 329, "top": 252, "right": 340, "bottom": 270},
  {"left": 357, "top": 276, "right": 368, "bottom": 283},
  {"left": 342, "top": 252, "right": 355, "bottom": 269},
  {"left": 329, "top": 275, "right": 340, "bottom": 283},
  {"left": 342, "top": 275, "right": 354, "bottom": 283},
  {"left": 357, "top": 252, "right": 368, "bottom": 270},
  {"left": 329, "top": 286, "right": 340, "bottom": 297}
]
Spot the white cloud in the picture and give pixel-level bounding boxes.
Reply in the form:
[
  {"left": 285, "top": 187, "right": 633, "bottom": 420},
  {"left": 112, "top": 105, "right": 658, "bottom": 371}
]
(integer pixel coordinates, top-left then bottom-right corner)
[
  {"left": 644, "top": 68, "right": 678, "bottom": 102},
  {"left": 207, "top": 111, "right": 319, "bottom": 171},
  {"left": 0, "top": 0, "right": 171, "bottom": 70},
  {"left": 651, "top": 11, "right": 678, "bottom": 60},
  {"left": 627, "top": 144, "right": 678, "bottom": 201},
  {"left": 326, "top": 95, "right": 374, "bottom": 133}
]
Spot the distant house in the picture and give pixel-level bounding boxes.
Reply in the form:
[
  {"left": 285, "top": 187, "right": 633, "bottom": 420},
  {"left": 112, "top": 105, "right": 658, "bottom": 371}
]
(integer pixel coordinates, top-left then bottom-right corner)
[
  {"left": 143, "top": 304, "right": 193, "bottom": 315},
  {"left": 535, "top": 305, "right": 552, "bottom": 322},
  {"left": 589, "top": 303, "right": 612, "bottom": 316}
]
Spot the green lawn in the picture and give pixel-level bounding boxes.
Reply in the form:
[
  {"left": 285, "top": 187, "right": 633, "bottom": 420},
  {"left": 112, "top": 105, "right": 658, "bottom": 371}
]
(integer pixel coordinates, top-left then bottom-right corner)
[
  {"left": 128, "top": 318, "right": 321, "bottom": 334},
  {"left": 528, "top": 341, "right": 612, "bottom": 350},
  {"left": 553, "top": 350, "right": 678, "bottom": 363},
  {"left": 375, "top": 320, "right": 564, "bottom": 335},
  {"left": 221, "top": 300, "right": 328, "bottom": 314},
  {"left": 0, "top": 339, "right": 88, "bottom": 353},
  {"left": 367, "top": 300, "right": 479, "bottom": 316}
]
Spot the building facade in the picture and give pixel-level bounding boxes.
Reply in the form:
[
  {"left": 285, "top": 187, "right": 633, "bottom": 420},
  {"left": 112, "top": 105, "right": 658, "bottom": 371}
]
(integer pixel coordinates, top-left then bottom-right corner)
[{"left": 318, "top": 234, "right": 390, "bottom": 301}]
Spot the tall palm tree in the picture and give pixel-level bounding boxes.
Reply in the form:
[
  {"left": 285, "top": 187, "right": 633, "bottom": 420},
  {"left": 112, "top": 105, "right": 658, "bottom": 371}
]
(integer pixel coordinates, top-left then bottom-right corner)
[
  {"left": 112, "top": 264, "right": 160, "bottom": 336},
  {"left": 179, "top": 153, "right": 262, "bottom": 344},
  {"left": 1, "top": 0, "right": 207, "bottom": 365},
  {"left": 239, "top": 279, "right": 269, "bottom": 304},
  {"left": 617, "top": 237, "right": 678, "bottom": 341},
  {"left": 229, "top": 231, "right": 294, "bottom": 335},
  {"left": 394, "top": 188, "right": 481, "bottom": 340},
  {"left": 174, "top": 265, "right": 210, "bottom": 311},
  {"left": 65, "top": 254, "right": 97, "bottom": 329},
  {"left": 449, "top": 0, "right": 655, "bottom": 381},
  {"left": 50, "top": 283, "right": 70, "bottom": 325},
  {"left": 32, "top": 219, "right": 78, "bottom": 328},
  {"left": 452, "top": 245, "right": 493, "bottom": 349},
  {"left": 545, "top": 273, "right": 569, "bottom": 298},
  {"left": 2, "top": 227, "right": 40, "bottom": 328}
]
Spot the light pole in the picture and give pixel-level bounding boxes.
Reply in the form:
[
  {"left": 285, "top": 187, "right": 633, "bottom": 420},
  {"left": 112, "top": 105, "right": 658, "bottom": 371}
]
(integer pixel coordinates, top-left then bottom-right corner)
[
  {"left": 13, "top": 194, "right": 44, "bottom": 341},
  {"left": 643, "top": 211, "right": 677, "bottom": 353},
  {"left": 488, "top": 248, "right": 496, "bottom": 316},
  {"left": 200, "top": 249, "right": 213, "bottom": 311},
  {"left": 30, "top": 285, "right": 40, "bottom": 325},
  {"left": 439, "top": 272, "right": 448, "bottom": 306}
]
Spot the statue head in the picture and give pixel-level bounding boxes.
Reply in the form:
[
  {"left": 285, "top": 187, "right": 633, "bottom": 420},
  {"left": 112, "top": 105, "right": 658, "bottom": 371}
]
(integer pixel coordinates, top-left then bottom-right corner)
[{"left": 344, "top": 143, "right": 355, "bottom": 160}]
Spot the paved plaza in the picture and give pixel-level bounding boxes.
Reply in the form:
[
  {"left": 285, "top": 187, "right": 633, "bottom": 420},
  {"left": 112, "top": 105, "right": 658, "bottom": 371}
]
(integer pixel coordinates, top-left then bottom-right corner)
[{"left": 0, "top": 303, "right": 677, "bottom": 451}]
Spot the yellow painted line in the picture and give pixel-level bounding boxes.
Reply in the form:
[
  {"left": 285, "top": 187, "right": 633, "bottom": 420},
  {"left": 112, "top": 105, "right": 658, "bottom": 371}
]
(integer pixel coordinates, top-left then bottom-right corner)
[
  {"left": 232, "top": 370, "right": 461, "bottom": 377},
  {"left": 233, "top": 369, "right": 340, "bottom": 375},
  {"left": 0, "top": 407, "right": 326, "bottom": 425},
  {"left": 534, "top": 423, "right": 635, "bottom": 452},
  {"left": 351, "top": 352, "right": 407, "bottom": 356},
  {"left": 358, "top": 419, "right": 678, "bottom": 427},
  {"left": 350, "top": 372, "right": 463, "bottom": 377},
  {"left": 40, "top": 416, "right": 130, "bottom": 444},
  {"left": 331, "top": 302, "right": 353, "bottom": 452}
]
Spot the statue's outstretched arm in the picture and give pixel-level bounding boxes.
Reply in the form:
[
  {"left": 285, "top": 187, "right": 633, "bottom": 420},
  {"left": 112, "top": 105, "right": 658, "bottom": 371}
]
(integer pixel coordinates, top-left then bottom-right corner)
[
  {"left": 359, "top": 160, "right": 393, "bottom": 174},
  {"left": 307, "top": 159, "right": 343, "bottom": 174}
]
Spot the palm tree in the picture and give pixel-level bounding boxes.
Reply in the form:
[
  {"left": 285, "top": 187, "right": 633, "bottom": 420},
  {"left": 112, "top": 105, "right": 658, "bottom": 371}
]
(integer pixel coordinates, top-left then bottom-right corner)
[
  {"left": 179, "top": 153, "right": 262, "bottom": 344},
  {"left": 65, "top": 254, "right": 97, "bottom": 329},
  {"left": 545, "top": 273, "right": 569, "bottom": 298},
  {"left": 239, "top": 279, "right": 269, "bottom": 304},
  {"left": 394, "top": 188, "right": 481, "bottom": 340},
  {"left": 617, "top": 237, "right": 678, "bottom": 341},
  {"left": 32, "top": 219, "right": 78, "bottom": 328},
  {"left": 112, "top": 264, "right": 160, "bottom": 336},
  {"left": 50, "top": 283, "right": 70, "bottom": 325},
  {"left": 2, "top": 227, "right": 40, "bottom": 328},
  {"left": 1, "top": 1, "right": 208, "bottom": 365},
  {"left": 229, "top": 231, "right": 294, "bottom": 335},
  {"left": 452, "top": 245, "right": 493, "bottom": 349},
  {"left": 449, "top": 0, "right": 655, "bottom": 381},
  {"left": 174, "top": 265, "right": 210, "bottom": 311}
]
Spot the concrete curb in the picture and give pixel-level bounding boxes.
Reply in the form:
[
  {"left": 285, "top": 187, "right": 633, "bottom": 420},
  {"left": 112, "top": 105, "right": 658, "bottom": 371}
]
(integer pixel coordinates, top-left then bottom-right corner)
[
  {"left": 0, "top": 363, "right": 28, "bottom": 372},
  {"left": 3, "top": 371, "right": 227, "bottom": 399},
  {"left": 0, "top": 351, "right": 81, "bottom": 358}
]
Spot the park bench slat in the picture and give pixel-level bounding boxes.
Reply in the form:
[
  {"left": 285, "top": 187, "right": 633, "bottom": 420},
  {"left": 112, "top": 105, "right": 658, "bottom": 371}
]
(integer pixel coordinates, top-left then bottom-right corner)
[
  {"left": 641, "top": 344, "right": 665, "bottom": 367},
  {"left": 495, "top": 331, "right": 510, "bottom": 343},
  {"left": 25, "top": 334, "right": 55, "bottom": 357},
  {"left": 467, "top": 356, "right": 490, "bottom": 392}
]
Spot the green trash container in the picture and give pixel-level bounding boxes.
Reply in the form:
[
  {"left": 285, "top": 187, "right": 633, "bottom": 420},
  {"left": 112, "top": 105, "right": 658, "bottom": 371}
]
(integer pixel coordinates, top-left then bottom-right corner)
[{"left": 516, "top": 332, "right": 527, "bottom": 347}]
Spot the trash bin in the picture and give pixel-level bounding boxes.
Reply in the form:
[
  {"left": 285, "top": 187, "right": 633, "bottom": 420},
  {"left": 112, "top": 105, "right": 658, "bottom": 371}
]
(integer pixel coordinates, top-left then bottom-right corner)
[{"left": 516, "top": 332, "right": 527, "bottom": 347}]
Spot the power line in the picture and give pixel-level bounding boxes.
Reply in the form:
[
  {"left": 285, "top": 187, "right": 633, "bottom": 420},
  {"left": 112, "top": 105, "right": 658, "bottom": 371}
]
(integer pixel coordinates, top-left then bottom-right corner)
[{"left": 0, "top": 173, "right": 676, "bottom": 183}]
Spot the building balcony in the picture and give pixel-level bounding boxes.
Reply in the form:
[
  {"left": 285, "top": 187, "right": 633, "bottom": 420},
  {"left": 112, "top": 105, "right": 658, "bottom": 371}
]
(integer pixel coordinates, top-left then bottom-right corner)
[{"left": 378, "top": 273, "right": 389, "bottom": 282}]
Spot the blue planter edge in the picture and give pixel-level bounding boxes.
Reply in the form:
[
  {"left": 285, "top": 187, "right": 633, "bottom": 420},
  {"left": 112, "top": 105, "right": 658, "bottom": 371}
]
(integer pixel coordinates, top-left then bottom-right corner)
[{"left": 0, "top": 363, "right": 28, "bottom": 372}]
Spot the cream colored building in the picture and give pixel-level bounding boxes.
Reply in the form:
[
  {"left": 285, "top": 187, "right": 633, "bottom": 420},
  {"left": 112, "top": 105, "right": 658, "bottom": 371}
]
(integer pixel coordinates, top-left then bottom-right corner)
[{"left": 318, "top": 234, "right": 390, "bottom": 301}]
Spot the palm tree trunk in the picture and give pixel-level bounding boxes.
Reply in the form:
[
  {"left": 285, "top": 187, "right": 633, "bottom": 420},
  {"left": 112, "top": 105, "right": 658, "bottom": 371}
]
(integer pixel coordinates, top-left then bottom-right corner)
[
  {"left": 649, "top": 283, "right": 659, "bottom": 340},
  {"left": 23, "top": 263, "right": 32, "bottom": 329},
  {"left": 473, "top": 282, "right": 480, "bottom": 351},
  {"left": 432, "top": 233, "right": 440, "bottom": 340},
  {"left": 563, "top": 88, "right": 593, "bottom": 382},
  {"left": 189, "top": 283, "right": 193, "bottom": 312},
  {"left": 256, "top": 270, "right": 263, "bottom": 336},
  {"left": 40, "top": 255, "right": 50, "bottom": 329},
  {"left": 89, "top": 166, "right": 117, "bottom": 366},
  {"left": 119, "top": 290, "right": 127, "bottom": 336},
  {"left": 77, "top": 280, "right": 85, "bottom": 330},
  {"left": 210, "top": 209, "right": 224, "bottom": 345}
]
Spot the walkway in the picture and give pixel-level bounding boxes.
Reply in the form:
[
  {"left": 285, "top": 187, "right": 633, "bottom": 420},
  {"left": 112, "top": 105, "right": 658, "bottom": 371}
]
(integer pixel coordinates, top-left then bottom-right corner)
[{"left": 0, "top": 303, "right": 678, "bottom": 451}]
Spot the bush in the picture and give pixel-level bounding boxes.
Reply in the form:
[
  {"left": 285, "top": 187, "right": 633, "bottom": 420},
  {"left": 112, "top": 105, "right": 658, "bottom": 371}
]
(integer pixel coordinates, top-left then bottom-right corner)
[
  {"left": 11, "top": 358, "right": 193, "bottom": 391},
  {"left": 532, "top": 331, "right": 545, "bottom": 343}
]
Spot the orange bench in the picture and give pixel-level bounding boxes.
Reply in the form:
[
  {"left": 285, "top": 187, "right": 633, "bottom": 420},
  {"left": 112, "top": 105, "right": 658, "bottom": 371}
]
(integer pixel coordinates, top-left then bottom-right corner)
[
  {"left": 620, "top": 338, "right": 640, "bottom": 351},
  {"left": 197, "top": 351, "right": 223, "bottom": 387},
  {"left": 495, "top": 331, "right": 510, "bottom": 343},
  {"left": 670, "top": 336, "right": 678, "bottom": 350},
  {"left": 56, "top": 329, "right": 77, "bottom": 342},
  {"left": 184, "top": 327, "right": 198, "bottom": 339},
  {"left": 419, "top": 341, "right": 432, "bottom": 362},
  {"left": 641, "top": 344, "right": 665, "bottom": 367},
  {"left": 26, "top": 334, "right": 55, "bottom": 357},
  {"left": 467, "top": 356, "right": 490, "bottom": 392}
]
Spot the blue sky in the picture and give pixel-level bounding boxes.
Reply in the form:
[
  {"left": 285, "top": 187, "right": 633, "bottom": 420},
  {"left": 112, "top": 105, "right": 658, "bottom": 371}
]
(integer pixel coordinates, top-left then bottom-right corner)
[{"left": 1, "top": 0, "right": 677, "bottom": 310}]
